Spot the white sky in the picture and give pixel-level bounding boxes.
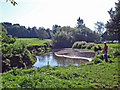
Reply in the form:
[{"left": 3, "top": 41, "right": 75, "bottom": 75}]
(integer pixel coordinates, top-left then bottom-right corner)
[{"left": 0, "top": 0, "right": 118, "bottom": 30}]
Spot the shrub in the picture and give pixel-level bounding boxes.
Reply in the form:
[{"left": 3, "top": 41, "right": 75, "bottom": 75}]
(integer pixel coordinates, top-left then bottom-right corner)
[
  {"left": 113, "top": 48, "right": 120, "bottom": 57},
  {"left": 93, "top": 45, "right": 102, "bottom": 52},
  {"left": 72, "top": 42, "right": 79, "bottom": 48},
  {"left": 92, "top": 57, "right": 103, "bottom": 64},
  {"left": 72, "top": 41, "right": 87, "bottom": 49},
  {"left": 81, "top": 45, "right": 86, "bottom": 49},
  {"left": 44, "top": 41, "right": 53, "bottom": 48},
  {"left": 96, "top": 54, "right": 104, "bottom": 60},
  {"left": 86, "top": 43, "right": 96, "bottom": 49}
]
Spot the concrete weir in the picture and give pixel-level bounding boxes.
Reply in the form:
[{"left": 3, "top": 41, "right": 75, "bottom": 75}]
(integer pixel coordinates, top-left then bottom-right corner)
[{"left": 54, "top": 48, "right": 95, "bottom": 61}]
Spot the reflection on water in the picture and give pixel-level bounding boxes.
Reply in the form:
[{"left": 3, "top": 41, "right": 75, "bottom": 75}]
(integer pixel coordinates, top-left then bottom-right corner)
[{"left": 33, "top": 52, "right": 89, "bottom": 68}]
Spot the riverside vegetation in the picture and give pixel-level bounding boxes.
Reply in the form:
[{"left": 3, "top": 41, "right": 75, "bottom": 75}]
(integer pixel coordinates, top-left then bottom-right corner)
[
  {"left": 1, "top": 24, "right": 52, "bottom": 72},
  {"left": 1, "top": 21, "right": 120, "bottom": 89},
  {"left": 1, "top": 22, "right": 120, "bottom": 89},
  {"left": 1, "top": 40, "right": 120, "bottom": 88},
  {"left": 1, "top": 1, "right": 120, "bottom": 88}
]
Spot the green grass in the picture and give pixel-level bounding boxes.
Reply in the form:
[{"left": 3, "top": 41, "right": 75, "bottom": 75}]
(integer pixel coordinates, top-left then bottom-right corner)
[
  {"left": 1, "top": 59, "right": 119, "bottom": 88},
  {"left": 15, "top": 38, "right": 52, "bottom": 46},
  {"left": 98, "top": 43, "right": 119, "bottom": 48},
  {"left": 0, "top": 73, "right": 2, "bottom": 89},
  {"left": 1, "top": 42, "right": 120, "bottom": 89}
]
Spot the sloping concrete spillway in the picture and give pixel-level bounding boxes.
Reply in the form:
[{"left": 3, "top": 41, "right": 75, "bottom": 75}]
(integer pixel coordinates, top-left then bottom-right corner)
[{"left": 54, "top": 48, "right": 95, "bottom": 61}]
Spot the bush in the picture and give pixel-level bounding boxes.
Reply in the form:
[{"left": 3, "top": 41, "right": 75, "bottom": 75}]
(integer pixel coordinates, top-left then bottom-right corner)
[
  {"left": 72, "top": 41, "right": 79, "bottom": 48},
  {"left": 2, "top": 41, "right": 35, "bottom": 72},
  {"left": 113, "top": 48, "right": 120, "bottom": 57},
  {"left": 81, "top": 45, "right": 86, "bottom": 49},
  {"left": 86, "top": 43, "right": 96, "bottom": 49},
  {"left": 72, "top": 41, "right": 87, "bottom": 49},
  {"left": 92, "top": 56, "right": 103, "bottom": 64},
  {"left": 93, "top": 45, "right": 102, "bottom": 52},
  {"left": 96, "top": 54, "right": 104, "bottom": 60}
]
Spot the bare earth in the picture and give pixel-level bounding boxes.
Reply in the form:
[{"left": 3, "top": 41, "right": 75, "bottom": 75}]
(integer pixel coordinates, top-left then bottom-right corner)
[{"left": 54, "top": 48, "right": 95, "bottom": 61}]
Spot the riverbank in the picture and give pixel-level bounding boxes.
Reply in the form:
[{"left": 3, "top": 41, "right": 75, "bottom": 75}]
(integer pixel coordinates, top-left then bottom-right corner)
[
  {"left": 2, "top": 57, "right": 119, "bottom": 89},
  {"left": 1, "top": 43, "right": 120, "bottom": 89},
  {"left": 54, "top": 48, "right": 95, "bottom": 61}
]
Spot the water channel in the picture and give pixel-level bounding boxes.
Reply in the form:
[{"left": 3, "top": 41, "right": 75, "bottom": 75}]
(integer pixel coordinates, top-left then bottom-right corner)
[{"left": 33, "top": 52, "right": 89, "bottom": 68}]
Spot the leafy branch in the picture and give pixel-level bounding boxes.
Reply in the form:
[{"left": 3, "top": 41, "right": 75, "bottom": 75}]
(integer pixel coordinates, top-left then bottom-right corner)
[{"left": 6, "top": 0, "right": 17, "bottom": 6}]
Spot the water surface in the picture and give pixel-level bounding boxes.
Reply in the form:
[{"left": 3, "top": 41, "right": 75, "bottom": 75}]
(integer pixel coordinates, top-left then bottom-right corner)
[{"left": 33, "top": 52, "right": 89, "bottom": 68}]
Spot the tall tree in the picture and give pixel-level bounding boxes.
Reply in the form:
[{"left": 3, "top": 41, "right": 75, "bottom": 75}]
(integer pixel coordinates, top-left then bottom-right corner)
[
  {"left": 94, "top": 21, "right": 104, "bottom": 35},
  {"left": 77, "top": 17, "right": 84, "bottom": 28},
  {"left": 52, "top": 24, "right": 61, "bottom": 30},
  {"left": 52, "top": 24, "right": 61, "bottom": 34},
  {"left": 106, "top": 1, "right": 120, "bottom": 41}
]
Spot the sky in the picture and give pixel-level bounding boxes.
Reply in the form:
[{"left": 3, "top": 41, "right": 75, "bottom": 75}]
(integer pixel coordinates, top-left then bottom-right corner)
[{"left": 0, "top": 0, "right": 118, "bottom": 30}]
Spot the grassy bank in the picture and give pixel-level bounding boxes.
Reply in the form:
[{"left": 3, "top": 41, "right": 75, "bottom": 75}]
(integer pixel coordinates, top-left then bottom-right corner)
[
  {"left": 15, "top": 38, "right": 52, "bottom": 46},
  {"left": 2, "top": 38, "right": 52, "bottom": 72},
  {"left": 1, "top": 58, "right": 119, "bottom": 88},
  {"left": 1, "top": 43, "right": 120, "bottom": 89}
]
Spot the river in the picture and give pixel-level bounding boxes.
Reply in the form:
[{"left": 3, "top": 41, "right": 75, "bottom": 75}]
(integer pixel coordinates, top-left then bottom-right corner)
[{"left": 33, "top": 51, "right": 89, "bottom": 68}]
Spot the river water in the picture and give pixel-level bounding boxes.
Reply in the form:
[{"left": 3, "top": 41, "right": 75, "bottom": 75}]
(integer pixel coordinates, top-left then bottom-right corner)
[{"left": 33, "top": 52, "right": 89, "bottom": 68}]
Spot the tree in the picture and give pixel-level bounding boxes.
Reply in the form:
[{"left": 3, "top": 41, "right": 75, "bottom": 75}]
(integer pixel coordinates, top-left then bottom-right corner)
[
  {"left": 1, "top": 24, "right": 35, "bottom": 72},
  {"left": 53, "top": 30, "right": 73, "bottom": 48},
  {"left": 52, "top": 26, "right": 100, "bottom": 48},
  {"left": 106, "top": 1, "right": 120, "bottom": 41},
  {"left": 37, "top": 29, "right": 49, "bottom": 39},
  {"left": 52, "top": 24, "right": 61, "bottom": 34},
  {"left": 77, "top": 17, "right": 84, "bottom": 28},
  {"left": 2, "top": 22, "right": 39, "bottom": 38},
  {"left": 52, "top": 24, "right": 61, "bottom": 30},
  {"left": 101, "top": 31, "right": 118, "bottom": 41},
  {"left": 6, "top": 0, "right": 17, "bottom": 6},
  {"left": 94, "top": 21, "right": 104, "bottom": 35},
  {"left": 46, "top": 28, "right": 52, "bottom": 39}
]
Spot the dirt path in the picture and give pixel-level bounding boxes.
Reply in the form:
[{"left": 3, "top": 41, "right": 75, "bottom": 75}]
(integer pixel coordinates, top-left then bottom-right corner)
[{"left": 54, "top": 48, "right": 95, "bottom": 61}]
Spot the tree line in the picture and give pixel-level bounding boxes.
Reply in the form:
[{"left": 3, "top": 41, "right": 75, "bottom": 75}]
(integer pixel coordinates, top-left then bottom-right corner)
[
  {"left": 1, "top": 1, "right": 119, "bottom": 72},
  {"left": 2, "top": 0, "right": 120, "bottom": 48},
  {"left": 1, "top": 20, "right": 100, "bottom": 48},
  {"left": 1, "top": 23, "right": 52, "bottom": 39}
]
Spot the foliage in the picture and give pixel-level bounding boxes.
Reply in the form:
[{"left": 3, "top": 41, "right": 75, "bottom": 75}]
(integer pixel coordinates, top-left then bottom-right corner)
[
  {"left": 86, "top": 43, "right": 96, "bottom": 49},
  {"left": 1, "top": 41, "right": 120, "bottom": 88},
  {"left": 92, "top": 56, "right": 103, "bottom": 64},
  {"left": 2, "top": 24, "right": 16, "bottom": 44},
  {"left": 6, "top": 0, "right": 17, "bottom": 6},
  {"left": 93, "top": 45, "right": 102, "bottom": 52},
  {"left": 92, "top": 43, "right": 120, "bottom": 64},
  {"left": 52, "top": 17, "right": 100, "bottom": 48},
  {"left": 106, "top": 1, "right": 120, "bottom": 41},
  {"left": 77, "top": 17, "right": 84, "bottom": 28},
  {"left": 101, "top": 31, "right": 118, "bottom": 41},
  {"left": 94, "top": 21, "right": 104, "bottom": 35},
  {"left": 53, "top": 29, "right": 74, "bottom": 48},
  {"left": 52, "top": 24, "right": 61, "bottom": 31},
  {"left": 72, "top": 41, "right": 87, "bottom": 49},
  {"left": 1, "top": 22, "right": 52, "bottom": 39},
  {"left": 53, "top": 26, "right": 100, "bottom": 48},
  {"left": 72, "top": 41, "right": 99, "bottom": 51},
  {"left": 1, "top": 25, "right": 36, "bottom": 72},
  {"left": 37, "top": 29, "right": 49, "bottom": 39},
  {"left": 1, "top": 56, "right": 119, "bottom": 88},
  {"left": 14, "top": 38, "right": 52, "bottom": 56},
  {"left": 112, "top": 47, "right": 120, "bottom": 57}
]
